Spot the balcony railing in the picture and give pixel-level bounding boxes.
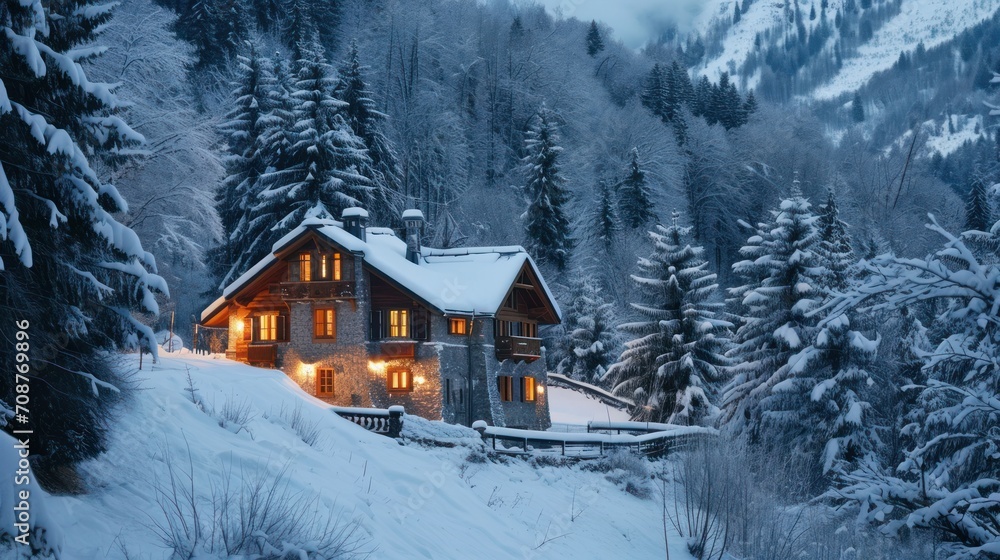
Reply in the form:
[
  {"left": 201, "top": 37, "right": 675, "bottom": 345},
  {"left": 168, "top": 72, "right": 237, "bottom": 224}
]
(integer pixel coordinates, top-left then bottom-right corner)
[
  {"left": 495, "top": 335, "right": 542, "bottom": 362},
  {"left": 271, "top": 281, "right": 355, "bottom": 300},
  {"left": 247, "top": 344, "right": 277, "bottom": 368}
]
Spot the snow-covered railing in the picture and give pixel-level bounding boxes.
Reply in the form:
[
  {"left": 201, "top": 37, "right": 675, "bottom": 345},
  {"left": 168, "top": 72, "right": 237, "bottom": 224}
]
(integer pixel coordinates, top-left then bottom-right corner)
[
  {"left": 471, "top": 422, "right": 716, "bottom": 458},
  {"left": 332, "top": 405, "right": 404, "bottom": 438},
  {"left": 546, "top": 373, "right": 633, "bottom": 410},
  {"left": 588, "top": 420, "right": 676, "bottom": 434}
]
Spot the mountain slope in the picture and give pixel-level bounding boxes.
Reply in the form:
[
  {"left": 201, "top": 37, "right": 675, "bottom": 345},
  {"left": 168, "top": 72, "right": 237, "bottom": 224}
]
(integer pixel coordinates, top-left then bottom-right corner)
[{"left": 44, "top": 351, "right": 691, "bottom": 559}]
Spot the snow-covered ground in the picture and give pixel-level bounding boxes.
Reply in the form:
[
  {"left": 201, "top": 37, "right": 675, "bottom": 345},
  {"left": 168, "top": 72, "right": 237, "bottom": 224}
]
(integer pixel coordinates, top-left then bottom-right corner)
[
  {"left": 813, "top": 0, "right": 1000, "bottom": 100},
  {"left": 41, "top": 351, "right": 692, "bottom": 559},
  {"left": 923, "top": 114, "right": 987, "bottom": 157},
  {"left": 547, "top": 386, "right": 630, "bottom": 431}
]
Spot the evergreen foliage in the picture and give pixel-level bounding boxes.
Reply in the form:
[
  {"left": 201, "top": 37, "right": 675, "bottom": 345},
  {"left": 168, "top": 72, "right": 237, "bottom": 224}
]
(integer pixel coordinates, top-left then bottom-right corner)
[
  {"left": 521, "top": 105, "right": 573, "bottom": 271},
  {"left": 558, "top": 275, "right": 619, "bottom": 384},
  {"left": 618, "top": 148, "right": 654, "bottom": 229},
  {"left": 816, "top": 188, "right": 854, "bottom": 292},
  {"left": 607, "top": 214, "right": 731, "bottom": 425},
  {"left": 586, "top": 20, "right": 604, "bottom": 57},
  {"left": 0, "top": 0, "right": 166, "bottom": 474},
  {"left": 965, "top": 175, "right": 992, "bottom": 232}
]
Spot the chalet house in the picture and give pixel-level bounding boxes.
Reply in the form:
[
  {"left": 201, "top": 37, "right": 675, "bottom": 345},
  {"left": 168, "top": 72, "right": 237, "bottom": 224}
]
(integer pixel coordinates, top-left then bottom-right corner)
[{"left": 200, "top": 208, "right": 562, "bottom": 429}]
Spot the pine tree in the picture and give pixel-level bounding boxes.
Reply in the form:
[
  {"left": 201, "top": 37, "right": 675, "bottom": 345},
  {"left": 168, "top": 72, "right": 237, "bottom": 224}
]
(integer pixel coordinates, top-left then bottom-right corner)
[
  {"left": 558, "top": 276, "right": 619, "bottom": 384},
  {"left": 522, "top": 105, "right": 574, "bottom": 271},
  {"left": 586, "top": 20, "right": 605, "bottom": 57},
  {"left": 212, "top": 43, "right": 279, "bottom": 285},
  {"left": 607, "top": 214, "right": 732, "bottom": 425},
  {"left": 1, "top": 0, "right": 165, "bottom": 478},
  {"left": 618, "top": 148, "right": 654, "bottom": 229},
  {"left": 722, "top": 182, "right": 822, "bottom": 438},
  {"left": 965, "top": 175, "right": 992, "bottom": 232},
  {"left": 334, "top": 40, "right": 402, "bottom": 224},
  {"left": 851, "top": 91, "right": 865, "bottom": 122},
  {"left": 589, "top": 179, "right": 619, "bottom": 251},
  {"left": 640, "top": 63, "right": 667, "bottom": 120},
  {"left": 247, "top": 34, "right": 372, "bottom": 270},
  {"left": 742, "top": 90, "right": 758, "bottom": 121},
  {"left": 816, "top": 188, "right": 854, "bottom": 292},
  {"left": 734, "top": 2, "right": 742, "bottom": 24}
]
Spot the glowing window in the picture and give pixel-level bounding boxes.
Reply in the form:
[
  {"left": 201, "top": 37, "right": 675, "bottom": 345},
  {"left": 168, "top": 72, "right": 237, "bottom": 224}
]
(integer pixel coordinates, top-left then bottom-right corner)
[
  {"left": 388, "top": 369, "right": 413, "bottom": 392},
  {"left": 449, "top": 318, "right": 468, "bottom": 335},
  {"left": 259, "top": 314, "right": 277, "bottom": 341},
  {"left": 522, "top": 377, "right": 536, "bottom": 402},
  {"left": 388, "top": 309, "right": 409, "bottom": 338},
  {"left": 319, "top": 253, "right": 342, "bottom": 281},
  {"left": 299, "top": 253, "right": 312, "bottom": 282},
  {"left": 314, "top": 308, "right": 336, "bottom": 339},
  {"left": 317, "top": 368, "right": 334, "bottom": 397}
]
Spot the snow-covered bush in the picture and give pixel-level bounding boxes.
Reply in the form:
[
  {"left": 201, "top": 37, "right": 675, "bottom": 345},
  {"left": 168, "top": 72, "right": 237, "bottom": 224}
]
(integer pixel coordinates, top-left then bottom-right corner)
[
  {"left": 0, "top": 432, "right": 62, "bottom": 557},
  {"left": 583, "top": 449, "right": 652, "bottom": 498}
]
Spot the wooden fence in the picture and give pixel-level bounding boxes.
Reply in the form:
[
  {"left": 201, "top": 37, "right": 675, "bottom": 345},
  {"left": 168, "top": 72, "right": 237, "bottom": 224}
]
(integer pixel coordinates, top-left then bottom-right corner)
[{"left": 472, "top": 421, "right": 717, "bottom": 459}]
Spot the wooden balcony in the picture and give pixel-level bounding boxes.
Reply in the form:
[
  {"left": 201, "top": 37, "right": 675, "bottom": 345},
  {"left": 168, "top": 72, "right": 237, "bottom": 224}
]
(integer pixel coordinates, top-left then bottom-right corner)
[
  {"left": 247, "top": 344, "right": 277, "bottom": 368},
  {"left": 375, "top": 340, "right": 416, "bottom": 359},
  {"left": 495, "top": 335, "right": 542, "bottom": 362},
  {"left": 271, "top": 281, "right": 355, "bottom": 300}
]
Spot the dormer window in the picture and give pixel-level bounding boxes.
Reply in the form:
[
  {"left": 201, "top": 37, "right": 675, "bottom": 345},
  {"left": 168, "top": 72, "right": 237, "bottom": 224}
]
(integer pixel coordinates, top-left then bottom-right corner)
[{"left": 388, "top": 309, "right": 409, "bottom": 338}]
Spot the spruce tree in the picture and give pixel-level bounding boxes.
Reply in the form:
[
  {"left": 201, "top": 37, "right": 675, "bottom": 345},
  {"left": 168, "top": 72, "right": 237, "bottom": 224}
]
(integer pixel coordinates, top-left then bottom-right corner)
[
  {"left": 618, "top": 148, "right": 654, "bottom": 229},
  {"left": 816, "top": 188, "right": 853, "bottom": 292},
  {"left": 965, "top": 175, "right": 992, "bottom": 232},
  {"left": 245, "top": 34, "right": 372, "bottom": 272},
  {"left": 722, "top": 182, "right": 822, "bottom": 438},
  {"left": 334, "top": 40, "right": 402, "bottom": 223},
  {"left": 586, "top": 20, "right": 605, "bottom": 57},
  {"left": 212, "top": 43, "right": 278, "bottom": 285},
  {"left": 640, "top": 63, "right": 667, "bottom": 120},
  {"left": 589, "top": 179, "right": 620, "bottom": 251},
  {"left": 521, "top": 105, "right": 574, "bottom": 271},
  {"left": 1, "top": 0, "right": 166, "bottom": 479},
  {"left": 558, "top": 276, "right": 619, "bottom": 384},
  {"left": 607, "top": 214, "right": 732, "bottom": 425},
  {"left": 851, "top": 91, "right": 865, "bottom": 122}
]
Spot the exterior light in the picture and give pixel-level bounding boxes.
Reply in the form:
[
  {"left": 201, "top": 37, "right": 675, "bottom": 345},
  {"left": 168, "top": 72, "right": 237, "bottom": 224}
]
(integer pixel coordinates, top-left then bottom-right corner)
[
  {"left": 301, "top": 363, "right": 314, "bottom": 377},
  {"left": 234, "top": 320, "right": 244, "bottom": 333},
  {"left": 537, "top": 386, "right": 545, "bottom": 395},
  {"left": 368, "top": 361, "right": 386, "bottom": 374},
  {"left": 414, "top": 375, "right": 426, "bottom": 385}
]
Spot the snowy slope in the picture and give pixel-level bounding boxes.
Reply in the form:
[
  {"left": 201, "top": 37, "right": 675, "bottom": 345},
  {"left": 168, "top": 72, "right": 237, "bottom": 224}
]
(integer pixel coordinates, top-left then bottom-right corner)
[
  {"left": 43, "top": 351, "right": 693, "bottom": 559},
  {"left": 813, "top": 0, "right": 1000, "bottom": 99},
  {"left": 548, "top": 386, "right": 630, "bottom": 428}
]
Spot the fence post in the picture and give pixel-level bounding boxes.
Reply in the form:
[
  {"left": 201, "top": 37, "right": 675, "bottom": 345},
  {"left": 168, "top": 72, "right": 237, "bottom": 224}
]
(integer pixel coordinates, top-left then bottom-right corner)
[
  {"left": 561, "top": 440, "right": 566, "bottom": 456},
  {"left": 388, "top": 405, "right": 404, "bottom": 438}
]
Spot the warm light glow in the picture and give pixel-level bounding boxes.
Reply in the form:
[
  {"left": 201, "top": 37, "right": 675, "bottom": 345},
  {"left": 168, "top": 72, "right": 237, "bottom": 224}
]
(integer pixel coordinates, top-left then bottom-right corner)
[
  {"left": 300, "top": 363, "right": 314, "bottom": 377},
  {"left": 414, "top": 375, "right": 426, "bottom": 385},
  {"left": 234, "top": 320, "right": 244, "bottom": 333},
  {"left": 537, "top": 386, "right": 545, "bottom": 395},
  {"left": 368, "top": 360, "right": 386, "bottom": 374}
]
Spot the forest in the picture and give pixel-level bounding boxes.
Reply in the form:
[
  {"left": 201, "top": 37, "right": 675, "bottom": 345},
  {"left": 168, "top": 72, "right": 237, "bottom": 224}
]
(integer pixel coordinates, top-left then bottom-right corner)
[{"left": 4, "top": 0, "right": 1000, "bottom": 557}]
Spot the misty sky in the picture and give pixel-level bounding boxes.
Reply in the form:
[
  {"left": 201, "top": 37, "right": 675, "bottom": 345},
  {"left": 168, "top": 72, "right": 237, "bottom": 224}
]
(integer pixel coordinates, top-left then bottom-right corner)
[{"left": 525, "top": 0, "right": 709, "bottom": 48}]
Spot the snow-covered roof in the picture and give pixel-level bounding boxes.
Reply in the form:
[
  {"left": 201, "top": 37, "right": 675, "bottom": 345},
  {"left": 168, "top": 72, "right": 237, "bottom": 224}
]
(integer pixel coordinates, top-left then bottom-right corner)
[
  {"left": 401, "top": 209, "right": 424, "bottom": 220},
  {"left": 342, "top": 207, "right": 369, "bottom": 218},
  {"left": 201, "top": 217, "right": 561, "bottom": 323}
]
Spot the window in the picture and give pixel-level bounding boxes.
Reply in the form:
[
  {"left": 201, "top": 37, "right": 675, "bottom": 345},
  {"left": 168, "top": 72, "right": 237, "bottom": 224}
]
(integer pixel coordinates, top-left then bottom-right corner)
[
  {"left": 314, "top": 308, "right": 336, "bottom": 339},
  {"left": 388, "top": 309, "right": 409, "bottom": 338},
  {"left": 299, "top": 253, "right": 312, "bottom": 282},
  {"left": 449, "top": 318, "right": 468, "bottom": 335},
  {"left": 317, "top": 368, "right": 334, "bottom": 397},
  {"left": 388, "top": 369, "right": 412, "bottom": 392},
  {"left": 498, "top": 376, "right": 513, "bottom": 402},
  {"left": 522, "top": 376, "right": 536, "bottom": 402},
  {"left": 496, "top": 320, "right": 537, "bottom": 338},
  {"left": 259, "top": 314, "right": 278, "bottom": 341},
  {"left": 319, "top": 253, "right": 342, "bottom": 281}
]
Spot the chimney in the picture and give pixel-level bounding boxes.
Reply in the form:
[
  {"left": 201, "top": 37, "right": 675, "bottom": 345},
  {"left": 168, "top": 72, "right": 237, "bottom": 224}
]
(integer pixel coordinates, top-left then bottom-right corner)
[
  {"left": 402, "top": 209, "right": 424, "bottom": 263},
  {"left": 341, "top": 207, "right": 369, "bottom": 241}
]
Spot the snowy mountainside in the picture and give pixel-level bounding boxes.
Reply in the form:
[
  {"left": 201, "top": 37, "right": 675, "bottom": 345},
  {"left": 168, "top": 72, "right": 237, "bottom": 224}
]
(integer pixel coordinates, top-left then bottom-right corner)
[
  {"left": 694, "top": 0, "right": 1000, "bottom": 100},
  {"left": 45, "top": 351, "right": 691, "bottom": 559}
]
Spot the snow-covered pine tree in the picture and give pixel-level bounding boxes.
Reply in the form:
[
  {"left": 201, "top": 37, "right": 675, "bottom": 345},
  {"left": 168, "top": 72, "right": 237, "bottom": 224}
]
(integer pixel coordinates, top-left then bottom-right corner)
[
  {"left": 640, "top": 63, "right": 667, "bottom": 120},
  {"left": 521, "top": 104, "right": 573, "bottom": 271},
  {"left": 589, "top": 179, "right": 619, "bottom": 251},
  {"left": 557, "top": 275, "right": 619, "bottom": 384},
  {"left": 965, "top": 174, "right": 992, "bottom": 232},
  {"left": 829, "top": 215, "right": 1000, "bottom": 555},
  {"left": 246, "top": 34, "right": 372, "bottom": 270},
  {"left": 722, "top": 182, "right": 822, "bottom": 439},
  {"left": 334, "top": 40, "right": 402, "bottom": 224},
  {"left": 618, "top": 148, "right": 654, "bottom": 229},
  {"left": 851, "top": 91, "right": 865, "bottom": 122},
  {"left": 816, "top": 188, "right": 854, "bottom": 292},
  {"left": 586, "top": 20, "right": 604, "bottom": 57},
  {"left": 211, "top": 42, "right": 278, "bottom": 285},
  {"left": 0, "top": 0, "right": 166, "bottom": 478},
  {"left": 606, "top": 213, "right": 731, "bottom": 425}
]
